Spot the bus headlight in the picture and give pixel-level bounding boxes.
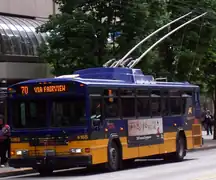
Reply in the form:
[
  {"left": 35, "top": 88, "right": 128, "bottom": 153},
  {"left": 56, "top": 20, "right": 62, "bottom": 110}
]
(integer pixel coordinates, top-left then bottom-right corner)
[
  {"left": 16, "top": 150, "right": 28, "bottom": 156},
  {"left": 70, "top": 148, "right": 82, "bottom": 153}
]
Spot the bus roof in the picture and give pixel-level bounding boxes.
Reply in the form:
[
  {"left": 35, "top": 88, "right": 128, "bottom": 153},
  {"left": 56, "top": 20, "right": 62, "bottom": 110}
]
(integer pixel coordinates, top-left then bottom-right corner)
[{"left": 11, "top": 67, "right": 199, "bottom": 89}]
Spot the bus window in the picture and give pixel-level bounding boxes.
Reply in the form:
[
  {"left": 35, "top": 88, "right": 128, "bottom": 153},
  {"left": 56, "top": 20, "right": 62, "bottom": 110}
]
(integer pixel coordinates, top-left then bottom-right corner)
[
  {"left": 137, "top": 97, "right": 150, "bottom": 117},
  {"left": 104, "top": 96, "right": 119, "bottom": 119},
  {"left": 90, "top": 97, "right": 102, "bottom": 123},
  {"left": 182, "top": 91, "right": 193, "bottom": 115},
  {"left": 170, "top": 90, "right": 181, "bottom": 115},
  {"left": 121, "top": 97, "right": 135, "bottom": 118},
  {"left": 51, "top": 96, "right": 86, "bottom": 127},
  {"left": 151, "top": 90, "right": 161, "bottom": 117},
  {"left": 161, "top": 90, "right": 169, "bottom": 116},
  {"left": 12, "top": 100, "right": 47, "bottom": 129}
]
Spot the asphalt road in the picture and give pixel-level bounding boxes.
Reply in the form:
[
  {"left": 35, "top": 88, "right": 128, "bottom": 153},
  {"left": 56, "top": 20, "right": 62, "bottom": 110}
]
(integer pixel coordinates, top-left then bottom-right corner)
[{"left": 2, "top": 149, "right": 216, "bottom": 180}]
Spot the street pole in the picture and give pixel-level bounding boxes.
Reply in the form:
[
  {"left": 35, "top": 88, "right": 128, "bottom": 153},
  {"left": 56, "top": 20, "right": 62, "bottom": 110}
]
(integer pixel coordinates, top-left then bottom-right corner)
[{"left": 129, "top": 12, "right": 207, "bottom": 68}]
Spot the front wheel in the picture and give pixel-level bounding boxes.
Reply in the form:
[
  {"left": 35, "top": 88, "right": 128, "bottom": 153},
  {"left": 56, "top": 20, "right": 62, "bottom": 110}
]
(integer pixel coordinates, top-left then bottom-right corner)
[{"left": 106, "top": 142, "right": 120, "bottom": 171}]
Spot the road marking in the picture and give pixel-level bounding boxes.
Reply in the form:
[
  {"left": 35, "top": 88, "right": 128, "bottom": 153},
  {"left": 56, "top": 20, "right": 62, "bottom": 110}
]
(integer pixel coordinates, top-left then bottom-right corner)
[{"left": 194, "top": 174, "right": 216, "bottom": 180}]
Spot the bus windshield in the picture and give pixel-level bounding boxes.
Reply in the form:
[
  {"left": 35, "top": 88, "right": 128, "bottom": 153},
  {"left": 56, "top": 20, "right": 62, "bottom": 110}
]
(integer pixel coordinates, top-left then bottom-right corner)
[
  {"left": 50, "top": 96, "right": 86, "bottom": 127},
  {"left": 11, "top": 96, "right": 87, "bottom": 129},
  {"left": 12, "top": 99, "right": 47, "bottom": 129}
]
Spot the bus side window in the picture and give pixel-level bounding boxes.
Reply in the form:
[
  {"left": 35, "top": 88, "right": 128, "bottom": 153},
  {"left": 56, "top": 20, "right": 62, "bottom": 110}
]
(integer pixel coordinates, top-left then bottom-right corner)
[
  {"left": 90, "top": 97, "right": 102, "bottom": 125},
  {"left": 170, "top": 90, "right": 181, "bottom": 115},
  {"left": 137, "top": 97, "right": 150, "bottom": 117},
  {"left": 151, "top": 90, "right": 161, "bottom": 117},
  {"left": 121, "top": 97, "right": 135, "bottom": 118},
  {"left": 104, "top": 96, "right": 119, "bottom": 118},
  {"left": 120, "top": 89, "right": 135, "bottom": 118},
  {"left": 182, "top": 91, "right": 193, "bottom": 115},
  {"left": 161, "top": 90, "right": 169, "bottom": 116}
]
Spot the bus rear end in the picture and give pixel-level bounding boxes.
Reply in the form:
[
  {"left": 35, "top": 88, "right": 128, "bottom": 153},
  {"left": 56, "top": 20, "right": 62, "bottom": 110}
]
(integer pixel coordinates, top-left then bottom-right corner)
[{"left": 8, "top": 80, "right": 92, "bottom": 175}]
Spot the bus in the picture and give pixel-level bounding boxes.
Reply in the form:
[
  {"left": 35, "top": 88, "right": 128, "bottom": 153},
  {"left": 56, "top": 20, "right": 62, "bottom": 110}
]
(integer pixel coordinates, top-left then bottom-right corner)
[{"left": 8, "top": 67, "right": 202, "bottom": 175}]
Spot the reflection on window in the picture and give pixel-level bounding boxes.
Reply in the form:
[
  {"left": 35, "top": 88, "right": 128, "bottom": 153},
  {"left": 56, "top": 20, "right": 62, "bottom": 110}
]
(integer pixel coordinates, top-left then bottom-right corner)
[
  {"left": 12, "top": 100, "right": 47, "bottom": 128},
  {"left": 91, "top": 97, "right": 102, "bottom": 118},
  {"left": 104, "top": 97, "right": 118, "bottom": 118},
  {"left": 51, "top": 96, "right": 86, "bottom": 127},
  {"left": 137, "top": 98, "right": 150, "bottom": 117}
]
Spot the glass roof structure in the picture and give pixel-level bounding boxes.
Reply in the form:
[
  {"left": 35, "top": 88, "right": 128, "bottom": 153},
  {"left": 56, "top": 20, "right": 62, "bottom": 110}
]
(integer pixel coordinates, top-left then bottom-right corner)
[{"left": 0, "top": 15, "right": 47, "bottom": 56}]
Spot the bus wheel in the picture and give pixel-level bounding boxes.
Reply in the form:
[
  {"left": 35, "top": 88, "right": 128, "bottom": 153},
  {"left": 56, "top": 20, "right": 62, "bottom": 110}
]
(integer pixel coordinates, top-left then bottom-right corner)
[
  {"left": 164, "top": 135, "right": 186, "bottom": 162},
  {"left": 107, "top": 142, "right": 120, "bottom": 171},
  {"left": 38, "top": 168, "right": 53, "bottom": 176},
  {"left": 175, "top": 135, "right": 186, "bottom": 161}
]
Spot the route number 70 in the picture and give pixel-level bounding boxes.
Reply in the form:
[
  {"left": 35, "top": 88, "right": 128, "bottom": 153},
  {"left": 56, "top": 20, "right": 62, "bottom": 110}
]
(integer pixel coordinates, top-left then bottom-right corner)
[{"left": 20, "top": 86, "right": 28, "bottom": 95}]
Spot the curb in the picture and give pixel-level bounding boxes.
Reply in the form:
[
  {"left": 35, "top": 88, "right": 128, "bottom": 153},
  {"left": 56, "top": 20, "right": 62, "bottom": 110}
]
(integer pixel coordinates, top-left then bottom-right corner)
[
  {"left": 0, "top": 169, "right": 36, "bottom": 178},
  {"left": 188, "top": 145, "right": 216, "bottom": 152}
]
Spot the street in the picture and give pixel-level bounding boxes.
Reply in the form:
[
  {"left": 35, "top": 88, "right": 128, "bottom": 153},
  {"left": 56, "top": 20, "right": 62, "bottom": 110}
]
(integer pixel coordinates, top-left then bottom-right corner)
[{"left": 1, "top": 148, "right": 216, "bottom": 180}]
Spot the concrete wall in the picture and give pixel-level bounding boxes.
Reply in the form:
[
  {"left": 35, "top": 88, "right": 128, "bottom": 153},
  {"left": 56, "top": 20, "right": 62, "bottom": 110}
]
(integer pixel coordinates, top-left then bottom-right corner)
[
  {"left": 0, "top": 62, "right": 52, "bottom": 79},
  {"left": 0, "top": 0, "right": 58, "bottom": 18}
]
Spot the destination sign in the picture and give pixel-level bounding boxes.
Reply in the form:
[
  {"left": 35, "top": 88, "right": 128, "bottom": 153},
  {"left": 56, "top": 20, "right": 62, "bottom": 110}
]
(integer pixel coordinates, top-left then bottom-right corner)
[
  {"left": 34, "top": 85, "right": 66, "bottom": 93},
  {"left": 19, "top": 84, "right": 68, "bottom": 95}
]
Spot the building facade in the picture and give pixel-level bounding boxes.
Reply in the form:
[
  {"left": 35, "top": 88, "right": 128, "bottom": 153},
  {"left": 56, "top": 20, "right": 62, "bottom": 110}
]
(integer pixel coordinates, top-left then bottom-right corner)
[{"left": 0, "top": 0, "right": 55, "bottom": 119}]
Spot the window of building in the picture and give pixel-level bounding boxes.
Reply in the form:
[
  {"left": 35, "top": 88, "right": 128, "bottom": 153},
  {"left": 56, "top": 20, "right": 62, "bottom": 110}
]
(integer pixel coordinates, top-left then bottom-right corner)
[{"left": 51, "top": 96, "right": 86, "bottom": 127}]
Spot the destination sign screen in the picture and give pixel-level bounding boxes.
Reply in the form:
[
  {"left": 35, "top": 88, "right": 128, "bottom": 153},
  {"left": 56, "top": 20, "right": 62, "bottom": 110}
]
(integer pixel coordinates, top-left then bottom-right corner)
[{"left": 17, "top": 84, "right": 70, "bottom": 95}]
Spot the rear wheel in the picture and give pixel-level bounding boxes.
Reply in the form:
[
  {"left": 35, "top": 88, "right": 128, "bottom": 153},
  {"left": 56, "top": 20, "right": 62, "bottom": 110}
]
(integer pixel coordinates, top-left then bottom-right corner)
[
  {"left": 164, "top": 135, "right": 186, "bottom": 162},
  {"left": 106, "top": 142, "right": 120, "bottom": 171}
]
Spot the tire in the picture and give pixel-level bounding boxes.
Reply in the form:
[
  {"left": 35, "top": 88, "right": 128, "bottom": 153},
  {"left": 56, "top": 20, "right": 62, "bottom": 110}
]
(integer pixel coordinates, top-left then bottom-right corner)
[
  {"left": 106, "top": 142, "right": 120, "bottom": 171},
  {"left": 38, "top": 167, "right": 53, "bottom": 176},
  {"left": 164, "top": 135, "right": 186, "bottom": 162},
  {"left": 175, "top": 135, "right": 186, "bottom": 161}
]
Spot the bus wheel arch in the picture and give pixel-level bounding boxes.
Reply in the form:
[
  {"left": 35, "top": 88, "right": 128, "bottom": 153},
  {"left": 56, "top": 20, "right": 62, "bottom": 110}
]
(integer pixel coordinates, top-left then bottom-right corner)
[{"left": 106, "top": 137, "right": 122, "bottom": 171}]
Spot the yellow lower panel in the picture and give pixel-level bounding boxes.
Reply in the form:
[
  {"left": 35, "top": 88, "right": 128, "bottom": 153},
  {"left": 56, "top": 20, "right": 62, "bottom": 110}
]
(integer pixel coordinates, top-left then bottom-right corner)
[
  {"left": 120, "top": 137, "right": 139, "bottom": 160},
  {"left": 159, "top": 132, "right": 176, "bottom": 154},
  {"left": 185, "top": 130, "right": 193, "bottom": 149},
  {"left": 10, "top": 139, "right": 109, "bottom": 165}
]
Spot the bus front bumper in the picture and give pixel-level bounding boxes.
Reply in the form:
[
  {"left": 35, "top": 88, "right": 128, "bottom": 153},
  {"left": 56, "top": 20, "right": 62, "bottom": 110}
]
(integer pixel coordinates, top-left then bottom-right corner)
[{"left": 9, "top": 155, "right": 92, "bottom": 169}]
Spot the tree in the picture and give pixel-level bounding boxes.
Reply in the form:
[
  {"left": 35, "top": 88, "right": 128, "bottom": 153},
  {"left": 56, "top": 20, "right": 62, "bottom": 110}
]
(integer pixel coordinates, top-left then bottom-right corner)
[{"left": 37, "top": 0, "right": 169, "bottom": 75}]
